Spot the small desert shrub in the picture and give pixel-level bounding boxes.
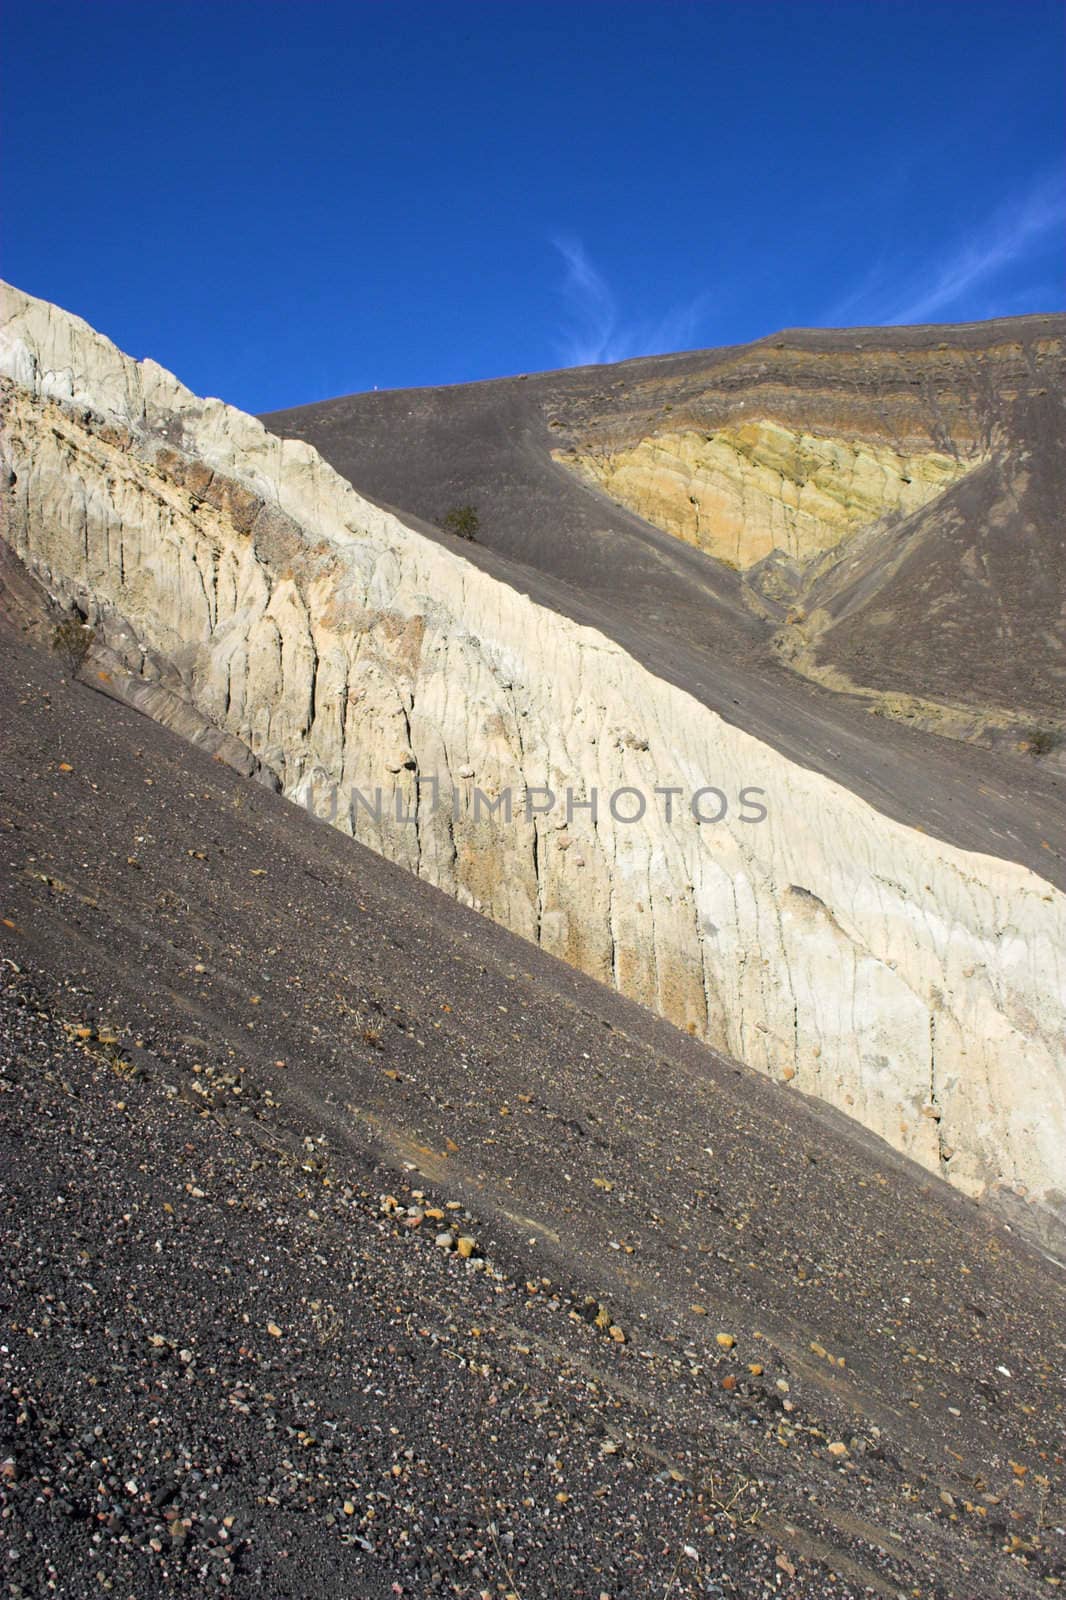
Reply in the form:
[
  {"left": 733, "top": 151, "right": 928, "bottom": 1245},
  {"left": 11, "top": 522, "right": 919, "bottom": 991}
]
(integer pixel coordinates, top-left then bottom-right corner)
[
  {"left": 442, "top": 504, "right": 480, "bottom": 541},
  {"left": 1020, "top": 726, "right": 1060, "bottom": 759},
  {"left": 52, "top": 614, "right": 95, "bottom": 680}
]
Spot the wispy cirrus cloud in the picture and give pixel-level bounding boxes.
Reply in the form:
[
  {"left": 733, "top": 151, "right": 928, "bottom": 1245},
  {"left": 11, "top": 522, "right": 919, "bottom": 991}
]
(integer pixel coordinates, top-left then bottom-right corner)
[
  {"left": 829, "top": 174, "right": 1066, "bottom": 328},
  {"left": 553, "top": 236, "right": 709, "bottom": 367}
]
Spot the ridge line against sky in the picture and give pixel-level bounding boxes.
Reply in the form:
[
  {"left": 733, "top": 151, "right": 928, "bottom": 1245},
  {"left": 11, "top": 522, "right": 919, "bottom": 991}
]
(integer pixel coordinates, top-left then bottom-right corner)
[
  {"left": 2, "top": 0, "right": 1063, "bottom": 411},
  {"left": 553, "top": 168, "right": 1066, "bottom": 369}
]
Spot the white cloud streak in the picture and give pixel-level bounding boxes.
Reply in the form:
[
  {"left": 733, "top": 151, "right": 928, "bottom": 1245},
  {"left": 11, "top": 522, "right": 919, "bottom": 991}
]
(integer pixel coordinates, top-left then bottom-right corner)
[
  {"left": 553, "top": 236, "right": 708, "bottom": 366},
  {"left": 832, "top": 175, "right": 1066, "bottom": 329}
]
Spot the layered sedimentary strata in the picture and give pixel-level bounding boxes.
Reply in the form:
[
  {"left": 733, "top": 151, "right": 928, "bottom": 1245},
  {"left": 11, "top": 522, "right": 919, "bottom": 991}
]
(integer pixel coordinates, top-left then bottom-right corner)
[
  {"left": 2, "top": 281, "right": 1064, "bottom": 1234},
  {"left": 555, "top": 422, "right": 972, "bottom": 568}
]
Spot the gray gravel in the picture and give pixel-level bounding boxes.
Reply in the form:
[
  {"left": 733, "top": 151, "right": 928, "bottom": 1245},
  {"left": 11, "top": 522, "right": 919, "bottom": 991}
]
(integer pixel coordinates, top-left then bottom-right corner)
[{"left": 1, "top": 625, "right": 1064, "bottom": 1598}]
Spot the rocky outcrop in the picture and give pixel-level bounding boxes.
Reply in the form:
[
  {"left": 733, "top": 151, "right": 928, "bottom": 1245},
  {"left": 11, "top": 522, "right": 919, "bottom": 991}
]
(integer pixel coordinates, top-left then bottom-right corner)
[
  {"left": 2, "top": 281, "right": 1064, "bottom": 1237},
  {"left": 555, "top": 422, "right": 972, "bottom": 568}
]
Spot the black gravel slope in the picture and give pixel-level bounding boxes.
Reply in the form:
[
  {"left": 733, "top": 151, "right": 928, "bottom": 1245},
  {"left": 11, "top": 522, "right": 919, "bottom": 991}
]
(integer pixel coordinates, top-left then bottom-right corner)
[{"left": 1, "top": 626, "right": 1064, "bottom": 1599}]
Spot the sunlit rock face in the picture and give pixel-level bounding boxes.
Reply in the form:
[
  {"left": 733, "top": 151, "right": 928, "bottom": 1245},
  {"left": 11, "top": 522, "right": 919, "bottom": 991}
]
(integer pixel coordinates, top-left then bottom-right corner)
[
  {"left": 556, "top": 423, "right": 974, "bottom": 568},
  {"left": 2, "top": 280, "right": 1064, "bottom": 1236}
]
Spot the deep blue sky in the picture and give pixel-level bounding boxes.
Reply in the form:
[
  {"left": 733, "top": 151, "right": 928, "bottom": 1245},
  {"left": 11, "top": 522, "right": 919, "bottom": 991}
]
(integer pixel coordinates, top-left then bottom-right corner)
[{"left": 3, "top": 1, "right": 1064, "bottom": 413}]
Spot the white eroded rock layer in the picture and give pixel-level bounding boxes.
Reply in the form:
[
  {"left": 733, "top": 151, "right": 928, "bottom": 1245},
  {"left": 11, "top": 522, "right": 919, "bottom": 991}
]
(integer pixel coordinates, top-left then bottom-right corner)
[{"left": 2, "top": 281, "right": 1063, "bottom": 1223}]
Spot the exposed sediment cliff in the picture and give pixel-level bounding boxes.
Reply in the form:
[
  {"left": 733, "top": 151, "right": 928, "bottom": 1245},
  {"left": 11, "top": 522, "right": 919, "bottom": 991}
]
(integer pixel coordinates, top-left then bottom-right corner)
[
  {"left": 2, "top": 281, "right": 1064, "bottom": 1238},
  {"left": 555, "top": 421, "right": 973, "bottom": 569}
]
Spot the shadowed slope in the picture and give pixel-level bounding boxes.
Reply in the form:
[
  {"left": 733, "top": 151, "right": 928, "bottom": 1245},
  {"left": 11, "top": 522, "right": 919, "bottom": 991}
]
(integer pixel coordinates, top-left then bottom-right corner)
[{"left": 794, "top": 390, "right": 1066, "bottom": 723}]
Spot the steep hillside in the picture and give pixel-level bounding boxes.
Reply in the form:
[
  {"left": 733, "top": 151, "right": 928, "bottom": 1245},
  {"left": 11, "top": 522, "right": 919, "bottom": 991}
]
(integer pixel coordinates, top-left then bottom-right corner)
[
  {"left": 776, "top": 393, "right": 1066, "bottom": 726},
  {"left": 265, "top": 314, "right": 1066, "bottom": 746},
  {"left": 2, "top": 281, "right": 1064, "bottom": 1243},
  {"left": 2, "top": 621, "right": 1065, "bottom": 1600}
]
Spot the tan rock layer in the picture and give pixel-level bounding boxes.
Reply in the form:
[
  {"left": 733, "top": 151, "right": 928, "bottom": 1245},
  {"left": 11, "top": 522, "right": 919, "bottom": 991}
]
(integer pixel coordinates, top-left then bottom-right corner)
[{"left": 556, "top": 422, "right": 974, "bottom": 569}]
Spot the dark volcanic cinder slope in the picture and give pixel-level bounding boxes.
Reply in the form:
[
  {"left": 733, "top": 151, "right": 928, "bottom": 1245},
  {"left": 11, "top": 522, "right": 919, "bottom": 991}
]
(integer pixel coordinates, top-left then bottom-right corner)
[
  {"left": 264, "top": 315, "right": 1066, "bottom": 883},
  {"left": 794, "top": 389, "right": 1066, "bottom": 722},
  {"left": 2, "top": 621, "right": 1065, "bottom": 1599}
]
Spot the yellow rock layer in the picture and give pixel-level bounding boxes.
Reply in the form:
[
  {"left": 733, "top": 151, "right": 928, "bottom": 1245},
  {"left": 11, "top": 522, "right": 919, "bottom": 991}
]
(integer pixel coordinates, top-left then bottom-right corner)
[{"left": 557, "top": 421, "right": 975, "bottom": 568}]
